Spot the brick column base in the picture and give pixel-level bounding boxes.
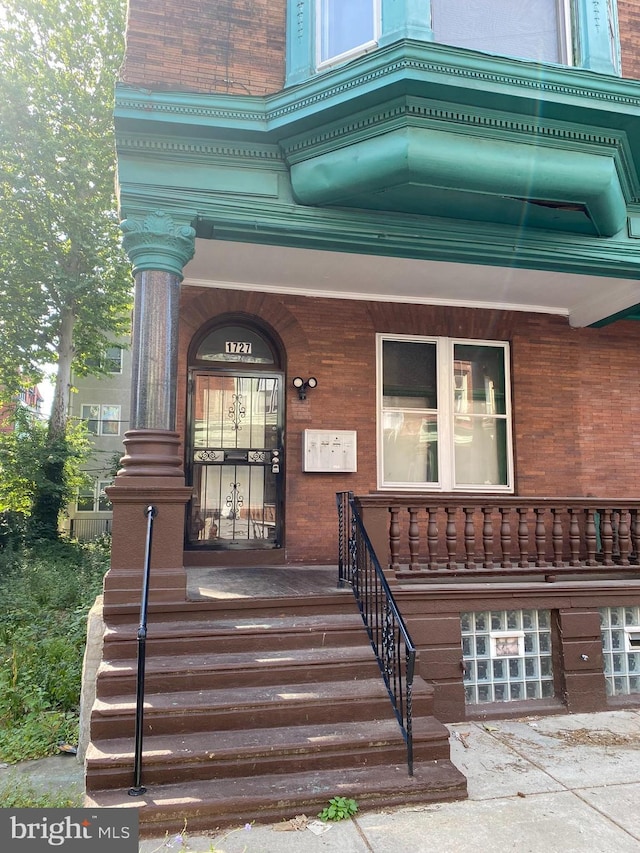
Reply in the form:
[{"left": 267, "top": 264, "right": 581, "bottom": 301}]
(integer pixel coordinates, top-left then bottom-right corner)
[{"left": 104, "top": 430, "right": 192, "bottom": 610}]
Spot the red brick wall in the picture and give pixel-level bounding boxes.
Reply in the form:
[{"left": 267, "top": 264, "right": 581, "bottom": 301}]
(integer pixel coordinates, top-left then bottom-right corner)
[
  {"left": 121, "top": 0, "right": 286, "bottom": 95},
  {"left": 122, "top": 2, "right": 640, "bottom": 93},
  {"left": 177, "top": 288, "right": 640, "bottom": 563},
  {"left": 619, "top": 1, "right": 640, "bottom": 80}
]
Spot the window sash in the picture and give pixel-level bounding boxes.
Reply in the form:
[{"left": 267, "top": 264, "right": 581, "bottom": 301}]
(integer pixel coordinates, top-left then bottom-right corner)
[
  {"left": 430, "top": 0, "right": 572, "bottom": 66},
  {"left": 317, "top": 0, "right": 380, "bottom": 66},
  {"left": 378, "top": 334, "right": 513, "bottom": 492},
  {"left": 81, "top": 404, "right": 121, "bottom": 436},
  {"left": 104, "top": 346, "right": 123, "bottom": 374}
]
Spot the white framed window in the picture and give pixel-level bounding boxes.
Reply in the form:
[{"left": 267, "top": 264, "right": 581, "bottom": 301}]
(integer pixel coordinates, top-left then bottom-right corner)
[
  {"left": 104, "top": 346, "right": 123, "bottom": 374},
  {"left": 86, "top": 345, "right": 124, "bottom": 373},
  {"left": 377, "top": 334, "right": 513, "bottom": 491},
  {"left": 430, "top": 0, "right": 572, "bottom": 65},
  {"left": 77, "top": 479, "right": 112, "bottom": 513},
  {"left": 317, "top": 0, "right": 380, "bottom": 67},
  {"left": 81, "top": 404, "right": 121, "bottom": 436}
]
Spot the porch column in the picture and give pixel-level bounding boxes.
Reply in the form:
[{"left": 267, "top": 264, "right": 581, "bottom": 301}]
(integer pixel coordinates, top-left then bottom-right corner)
[{"left": 104, "top": 210, "right": 196, "bottom": 608}]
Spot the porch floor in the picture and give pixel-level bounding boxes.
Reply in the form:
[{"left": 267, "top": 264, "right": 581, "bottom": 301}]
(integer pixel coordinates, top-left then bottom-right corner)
[{"left": 185, "top": 564, "right": 341, "bottom": 600}]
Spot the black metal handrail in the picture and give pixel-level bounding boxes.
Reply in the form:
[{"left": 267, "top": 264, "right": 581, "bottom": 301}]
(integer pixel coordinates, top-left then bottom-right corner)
[
  {"left": 336, "top": 491, "right": 416, "bottom": 776},
  {"left": 128, "top": 504, "right": 157, "bottom": 797}
]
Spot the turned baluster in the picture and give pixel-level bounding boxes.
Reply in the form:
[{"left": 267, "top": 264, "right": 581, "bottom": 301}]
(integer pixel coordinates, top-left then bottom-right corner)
[
  {"left": 389, "top": 506, "right": 400, "bottom": 572},
  {"left": 631, "top": 509, "right": 640, "bottom": 565},
  {"left": 500, "top": 507, "right": 512, "bottom": 568},
  {"left": 568, "top": 508, "right": 581, "bottom": 567},
  {"left": 464, "top": 507, "right": 476, "bottom": 570},
  {"left": 618, "top": 510, "right": 630, "bottom": 566},
  {"left": 482, "top": 506, "right": 494, "bottom": 568},
  {"left": 445, "top": 507, "right": 458, "bottom": 570},
  {"left": 427, "top": 507, "right": 439, "bottom": 571},
  {"left": 408, "top": 507, "right": 420, "bottom": 571},
  {"left": 534, "top": 508, "right": 547, "bottom": 567},
  {"left": 585, "top": 508, "right": 597, "bottom": 566},
  {"left": 517, "top": 507, "right": 529, "bottom": 568},
  {"left": 551, "top": 508, "right": 564, "bottom": 567},
  {"left": 600, "top": 509, "right": 614, "bottom": 567}
]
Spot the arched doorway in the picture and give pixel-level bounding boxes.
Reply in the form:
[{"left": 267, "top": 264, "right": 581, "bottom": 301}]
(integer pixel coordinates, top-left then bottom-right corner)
[{"left": 186, "top": 318, "right": 284, "bottom": 551}]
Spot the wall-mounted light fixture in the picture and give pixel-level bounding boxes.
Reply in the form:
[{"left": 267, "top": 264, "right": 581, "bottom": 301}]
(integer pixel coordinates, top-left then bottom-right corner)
[{"left": 292, "top": 376, "right": 318, "bottom": 400}]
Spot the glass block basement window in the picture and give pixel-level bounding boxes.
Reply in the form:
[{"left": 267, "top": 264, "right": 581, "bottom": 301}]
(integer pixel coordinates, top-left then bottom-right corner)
[
  {"left": 600, "top": 606, "right": 640, "bottom": 696},
  {"left": 461, "top": 610, "right": 554, "bottom": 704}
]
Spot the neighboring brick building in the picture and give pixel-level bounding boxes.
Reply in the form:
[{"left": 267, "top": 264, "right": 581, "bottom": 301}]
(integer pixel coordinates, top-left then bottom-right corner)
[
  {"left": 0, "top": 384, "right": 43, "bottom": 433},
  {"left": 86, "top": 0, "right": 640, "bottom": 828}
]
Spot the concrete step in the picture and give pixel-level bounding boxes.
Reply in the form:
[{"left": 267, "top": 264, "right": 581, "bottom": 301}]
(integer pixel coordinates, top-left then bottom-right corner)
[
  {"left": 85, "top": 716, "right": 452, "bottom": 790},
  {"left": 86, "top": 759, "right": 468, "bottom": 836},
  {"left": 103, "top": 592, "right": 356, "bottom": 622},
  {"left": 90, "top": 678, "right": 414, "bottom": 740},
  {"left": 102, "top": 612, "right": 368, "bottom": 659},
  {"left": 96, "top": 643, "right": 380, "bottom": 696}
]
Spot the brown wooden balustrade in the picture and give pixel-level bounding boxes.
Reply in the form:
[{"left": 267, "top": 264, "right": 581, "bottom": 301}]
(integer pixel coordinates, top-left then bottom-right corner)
[{"left": 353, "top": 496, "right": 640, "bottom": 579}]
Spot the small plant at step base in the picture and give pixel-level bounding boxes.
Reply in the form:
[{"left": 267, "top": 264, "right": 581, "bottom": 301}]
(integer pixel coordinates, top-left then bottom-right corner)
[{"left": 318, "top": 796, "right": 359, "bottom": 822}]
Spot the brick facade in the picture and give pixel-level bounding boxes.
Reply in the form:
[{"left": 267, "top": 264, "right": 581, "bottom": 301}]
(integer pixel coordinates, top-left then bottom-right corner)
[
  {"left": 618, "top": 0, "right": 640, "bottom": 79},
  {"left": 122, "top": 1, "right": 640, "bottom": 95},
  {"left": 121, "top": 0, "right": 286, "bottom": 94},
  {"left": 178, "top": 287, "right": 640, "bottom": 564}
]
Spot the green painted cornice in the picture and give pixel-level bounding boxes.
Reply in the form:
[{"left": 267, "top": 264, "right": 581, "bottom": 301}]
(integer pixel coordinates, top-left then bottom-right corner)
[
  {"left": 120, "top": 210, "right": 196, "bottom": 278},
  {"left": 115, "top": 40, "right": 640, "bottom": 140},
  {"left": 114, "top": 38, "right": 640, "bottom": 285}
]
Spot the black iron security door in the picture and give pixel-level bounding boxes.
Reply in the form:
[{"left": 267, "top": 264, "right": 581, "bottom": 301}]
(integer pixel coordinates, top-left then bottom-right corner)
[{"left": 187, "top": 371, "right": 283, "bottom": 549}]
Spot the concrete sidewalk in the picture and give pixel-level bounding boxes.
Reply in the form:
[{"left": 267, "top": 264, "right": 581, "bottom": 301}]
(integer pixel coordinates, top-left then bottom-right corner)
[
  {"left": 138, "top": 710, "right": 640, "bottom": 853},
  {"left": 3, "top": 709, "right": 640, "bottom": 851}
]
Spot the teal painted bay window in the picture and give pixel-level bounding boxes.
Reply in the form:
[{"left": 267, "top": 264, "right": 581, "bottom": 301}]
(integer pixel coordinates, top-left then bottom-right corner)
[{"left": 286, "top": 0, "right": 619, "bottom": 86}]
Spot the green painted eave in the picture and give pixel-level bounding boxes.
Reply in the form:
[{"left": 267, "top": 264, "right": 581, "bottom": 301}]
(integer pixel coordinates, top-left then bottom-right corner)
[
  {"left": 115, "top": 39, "right": 640, "bottom": 287},
  {"left": 289, "top": 124, "right": 627, "bottom": 237},
  {"left": 115, "top": 40, "right": 640, "bottom": 145}
]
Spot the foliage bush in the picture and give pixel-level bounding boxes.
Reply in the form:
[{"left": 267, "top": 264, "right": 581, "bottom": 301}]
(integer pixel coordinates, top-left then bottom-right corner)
[{"left": 0, "top": 537, "right": 109, "bottom": 763}]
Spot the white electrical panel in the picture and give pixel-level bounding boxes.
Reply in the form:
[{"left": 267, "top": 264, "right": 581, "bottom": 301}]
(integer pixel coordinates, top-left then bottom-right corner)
[{"left": 302, "top": 430, "right": 357, "bottom": 473}]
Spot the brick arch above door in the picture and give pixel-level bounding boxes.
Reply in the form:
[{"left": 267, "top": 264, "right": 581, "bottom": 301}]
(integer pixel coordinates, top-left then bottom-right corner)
[{"left": 177, "top": 286, "right": 311, "bottom": 438}]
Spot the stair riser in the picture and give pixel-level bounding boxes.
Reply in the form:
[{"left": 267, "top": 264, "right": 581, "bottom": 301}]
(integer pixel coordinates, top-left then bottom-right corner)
[
  {"left": 86, "top": 739, "right": 450, "bottom": 791},
  {"left": 104, "top": 596, "right": 357, "bottom": 623},
  {"left": 96, "top": 659, "right": 380, "bottom": 697},
  {"left": 90, "top": 696, "right": 397, "bottom": 740},
  {"left": 103, "top": 629, "right": 367, "bottom": 659},
  {"left": 87, "top": 769, "right": 467, "bottom": 836}
]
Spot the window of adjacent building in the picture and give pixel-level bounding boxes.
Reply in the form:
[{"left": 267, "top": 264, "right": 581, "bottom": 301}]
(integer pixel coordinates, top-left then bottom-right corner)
[
  {"left": 77, "top": 479, "right": 112, "bottom": 512},
  {"left": 378, "top": 335, "right": 512, "bottom": 491},
  {"left": 317, "top": 0, "right": 379, "bottom": 66},
  {"left": 430, "top": 0, "right": 571, "bottom": 65},
  {"left": 104, "top": 346, "right": 123, "bottom": 374},
  {"left": 81, "top": 404, "right": 121, "bottom": 436},
  {"left": 86, "top": 345, "right": 124, "bottom": 373}
]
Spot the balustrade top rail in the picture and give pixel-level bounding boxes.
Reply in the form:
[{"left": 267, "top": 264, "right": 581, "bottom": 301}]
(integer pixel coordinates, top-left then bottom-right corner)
[{"left": 355, "top": 495, "right": 640, "bottom": 578}]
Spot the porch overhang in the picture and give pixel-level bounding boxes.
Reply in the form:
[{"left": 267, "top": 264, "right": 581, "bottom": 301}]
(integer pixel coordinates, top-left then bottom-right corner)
[{"left": 115, "top": 39, "right": 640, "bottom": 327}]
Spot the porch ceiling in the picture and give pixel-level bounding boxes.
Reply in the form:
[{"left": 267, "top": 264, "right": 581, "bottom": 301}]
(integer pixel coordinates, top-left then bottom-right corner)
[{"left": 183, "top": 238, "right": 640, "bottom": 328}]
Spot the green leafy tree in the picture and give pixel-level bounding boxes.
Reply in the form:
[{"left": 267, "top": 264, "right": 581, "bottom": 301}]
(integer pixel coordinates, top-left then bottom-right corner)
[
  {"left": 0, "top": 0, "right": 131, "bottom": 537},
  {"left": 0, "top": 407, "right": 91, "bottom": 542}
]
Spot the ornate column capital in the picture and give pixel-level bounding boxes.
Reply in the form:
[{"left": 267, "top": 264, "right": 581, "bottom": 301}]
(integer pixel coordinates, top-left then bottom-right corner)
[{"left": 120, "top": 210, "right": 196, "bottom": 279}]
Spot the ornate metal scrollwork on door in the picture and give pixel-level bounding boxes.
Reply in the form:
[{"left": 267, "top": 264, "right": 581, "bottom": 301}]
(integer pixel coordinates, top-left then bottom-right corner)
[
  {"left": 194, "top": 450, "right": 222, "bottom": 462},
  {"left": 228, "top": 393, "right": 246, "bottom": 431},
  {"left": 224, "top": 481, "right": 245, "bottom": 520}
]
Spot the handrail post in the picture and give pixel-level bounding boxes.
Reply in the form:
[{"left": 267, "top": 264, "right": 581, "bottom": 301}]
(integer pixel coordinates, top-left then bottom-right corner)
[{"left": 128, "top": 504, "right": 157, "bottom": 797}]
